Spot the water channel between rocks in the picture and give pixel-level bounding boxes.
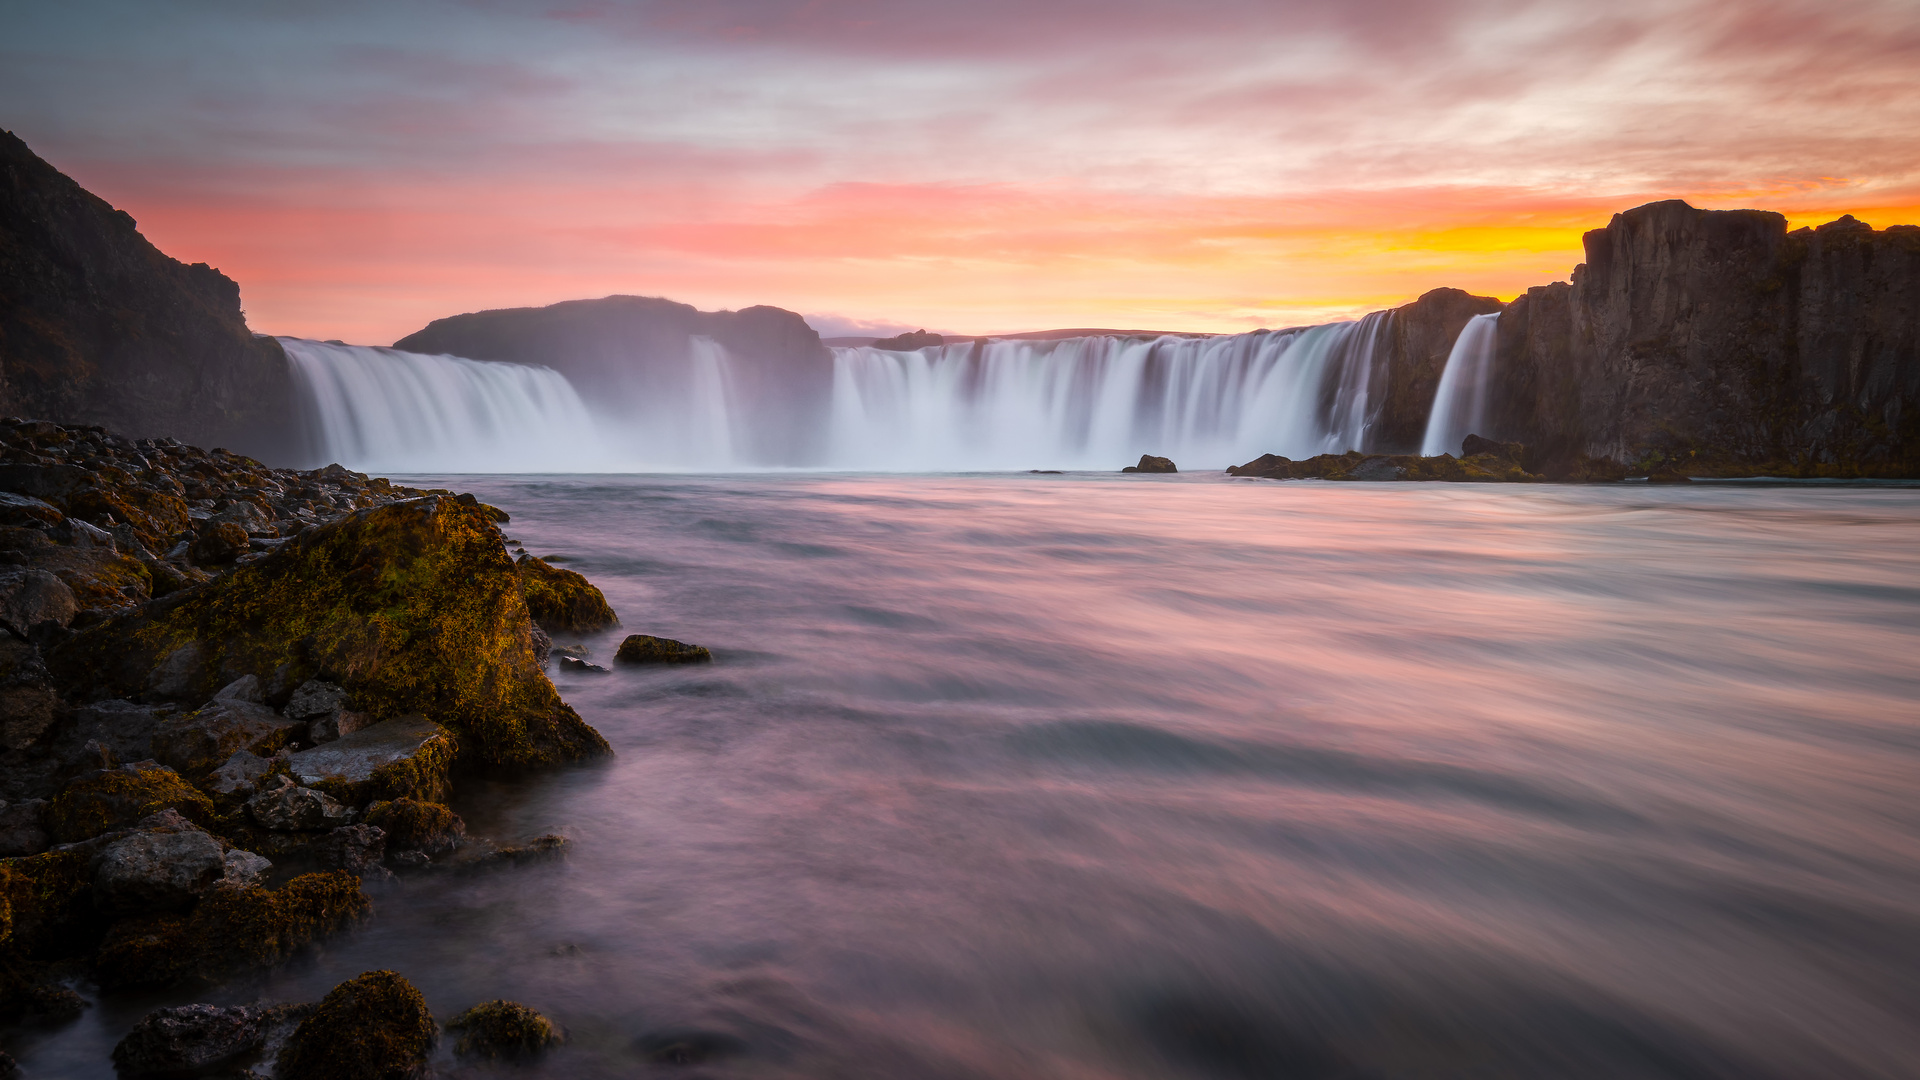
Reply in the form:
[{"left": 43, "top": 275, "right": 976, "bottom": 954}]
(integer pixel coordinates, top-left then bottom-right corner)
[{"left": 18, "top": 473, "right": 1920, "bottom": 1078}]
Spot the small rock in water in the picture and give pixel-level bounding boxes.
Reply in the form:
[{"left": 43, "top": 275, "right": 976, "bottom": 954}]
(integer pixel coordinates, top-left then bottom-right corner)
[
  {"left": 615, "top": 634, "right": 712, "bottom": 664},
  {"left": 275, "top": 970, "right": 435, "bottom": 1080},
  {"left": 558, "top": 656, "right": 611, "bottom": 674},
  {"left": 313, "top": 823, "right": 388, "bottom": 878},
  {"left": 1120, "top": 454, "right": 1177, "bottom": 473},
  {"left": 447, "top": 999, "right": 563, "bottom": 1059},
  {"left": 112, "top": 1003, "right": 266, "bottom": 1076}
]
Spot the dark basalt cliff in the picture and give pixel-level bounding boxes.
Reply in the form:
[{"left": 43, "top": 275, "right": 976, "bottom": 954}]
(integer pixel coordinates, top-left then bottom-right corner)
[
  {"left": 396, "top": 295, "right": 834, "bottom": 464},
  {"left": 1367, "top": 287, "right": 1506, "bottom": 453},
  {"left": 1487, "top": 201, "right": 1920, "bottom": 476},
  {"left": 0, "top": 131, "right": 308, "bottom": 465}
]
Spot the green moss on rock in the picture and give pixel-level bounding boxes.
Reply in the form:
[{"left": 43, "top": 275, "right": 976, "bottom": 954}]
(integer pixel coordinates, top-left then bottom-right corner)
[
  {"left": 49, "top": 496, "right": 610, "bottom": 770},
  {"left": 0, "top": 850, "right": 96, "bottom": 957},
  {"left": 517, "top": 553, "right": 618, "bottom": 633},
  {"left": 276, "top": 969, "right": 436, "bottom": 1080},
  {"left": 447, "top": 999, "right": 561, "bottom": 1059},
  {"left": 46, "top": 763, "right": 215, "bottom": 844},
  {"left": 614, "top": 635, "right": 711, "bottom": 664},
  {"left": 93, "top": 870, "right": 369, "bottom": 990},
  {"left": 363, "top": 799, "right": 464, "bottom": 856}
]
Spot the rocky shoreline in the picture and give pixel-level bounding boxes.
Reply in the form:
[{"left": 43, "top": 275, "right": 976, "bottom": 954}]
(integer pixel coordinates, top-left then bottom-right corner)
[{"left": 0, "top": 418, "right": 639, "bottom": 1076}]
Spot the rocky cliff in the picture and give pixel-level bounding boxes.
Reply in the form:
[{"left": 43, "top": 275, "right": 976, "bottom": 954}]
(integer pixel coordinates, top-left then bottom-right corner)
[
  {"left": 1367, "top": 287, "right": 1506, "bottom": 453},
  {"left": 1488, "top": 201, "right": 1920, "bottom": 476},
  {"left": 0, "top": 131, "right": 308, "bottom": 465},
  {"left": 395, "top": 295, "right": 834, "bottom": 464}
]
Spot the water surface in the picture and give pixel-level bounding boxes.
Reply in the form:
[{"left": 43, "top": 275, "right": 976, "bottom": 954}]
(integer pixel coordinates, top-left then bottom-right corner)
[{"left": 23, "top": 475, "right": 1920, "bottom": 1078}]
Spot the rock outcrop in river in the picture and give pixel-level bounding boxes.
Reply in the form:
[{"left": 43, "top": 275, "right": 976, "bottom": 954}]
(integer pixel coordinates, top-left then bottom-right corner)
[
  {"left": 0, "top": 130, "right": 308, "bottom": 465},
  {"left": 0, "top": 418, "right": 614, "bottom": 1026}
]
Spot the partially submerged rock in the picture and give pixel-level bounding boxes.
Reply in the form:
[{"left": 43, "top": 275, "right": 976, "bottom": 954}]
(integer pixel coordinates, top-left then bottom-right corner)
[
  {"left": 312, "top": 824, "right": 386, "bottom": 877},
  {"left": 1226, "top": 447, "right": 1540, "bottom": 482},
  {"left": 93, "top": 870, "right": 368, "bottom": 990},
  {"left": 518, "top": 553, "right": 619, "bottom": 633},
  {"left": 276, "top": 969, "right": 436, "bottom": 1080},
  {"left": 287, "top": 715, "right": 456, "bottom": 805},
  {"left": 363, "top": 798, "right": 464, "bottom": 860},
  {"left": 615, "top": 635, "right": 712, "bottom": 664},
  {"left": 447, "top": 999, "right": 563, "bottom": 1059},
  {"left": 49, "top": 496, "right": 610, "bottom": 770},
  {"left": 1121, "top": 454, "right": 1177, "bottom": 474},
  {"left": 112, "top": 1003, "right": 265, "bottom": 1076}
]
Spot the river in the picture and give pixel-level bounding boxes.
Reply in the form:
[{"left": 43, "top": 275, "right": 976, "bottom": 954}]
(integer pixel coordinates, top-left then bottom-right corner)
[{"left": 20, "top": 474, "right": 1920, "bottom": 1078}]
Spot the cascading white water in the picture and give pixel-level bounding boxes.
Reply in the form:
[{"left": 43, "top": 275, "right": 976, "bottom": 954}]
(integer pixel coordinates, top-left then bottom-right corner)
[
  {"left": 827, "top": 313, "right": 1394, "bottom": 471},
  {"left": 281, "top": 338, "right": 606, "bottom": 473},
  {"left": 1419, "top": 313, "right": 1500, "bottom": 457}
]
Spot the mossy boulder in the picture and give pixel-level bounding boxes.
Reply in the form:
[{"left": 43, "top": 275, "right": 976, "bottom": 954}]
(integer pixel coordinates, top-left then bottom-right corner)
[
  {"left": 363, "top": 799, "right": 464, "bottom": 858},
  {"left": 48, "top": 496, "right": 610, "bottom": 770},
  {"left": 517, "top": 553, "right": 618, "bottom": 633},
  {"left": 0, "top": 849, "right": 96, "bottom": 957},
  {"left": 93, "top": 870, "right": 368, "bottom": 989},
  {"left": 276, "top": 969, "right": 435, "bottom": 1080},
  {"left": 46, "top": 762, "right": 215, "bottom": 843},
  {"left": 447, "top": 999, "right": 561, "bottom": 1059}
]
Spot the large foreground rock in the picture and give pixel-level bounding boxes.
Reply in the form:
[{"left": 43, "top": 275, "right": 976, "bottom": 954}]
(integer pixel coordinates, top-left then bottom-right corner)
[
  {"left": 92, "top": 827, "right": 226, "bottom": 913},
  {"left": 112, "top": 1003, "right": 266, "bottom": 1076},
  {"left": 517, "top": 553, "right": 618, "bottom": 633},
  {"left": 277, "top": 969, "right": 436, "bottom": 1080},
  {"left": 49, "top": 496, "right": 609, "bottom": 769}
]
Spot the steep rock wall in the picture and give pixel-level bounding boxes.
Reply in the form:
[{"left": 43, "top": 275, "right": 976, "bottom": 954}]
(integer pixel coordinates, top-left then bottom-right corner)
[
  {"left": 0, "top": 131, "right": 309, "bottom": 465},
  {"left": 1369, "top": 287, "right": 1505, "bottom": 453}
]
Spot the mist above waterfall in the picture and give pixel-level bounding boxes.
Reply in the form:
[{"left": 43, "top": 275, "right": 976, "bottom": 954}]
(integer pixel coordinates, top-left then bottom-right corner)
[{"left": 285, "top": 312, "right": 1466, "bottom": 473}]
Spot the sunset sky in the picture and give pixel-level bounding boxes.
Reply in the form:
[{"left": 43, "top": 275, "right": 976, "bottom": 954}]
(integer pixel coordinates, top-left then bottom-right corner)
[{"left": 5, "top": 0, "right": 1919, "bottom": 343}]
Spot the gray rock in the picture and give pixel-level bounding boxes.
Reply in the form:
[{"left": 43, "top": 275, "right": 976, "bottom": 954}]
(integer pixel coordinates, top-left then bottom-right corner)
[
  {"left": 207, "top": 750, "right": 273, "bottom": 796},
  {"left": 58, "top": 699, "right": 163, "bottom": 765},
  {"left": 246, "top": 775, "right": 354, "bottom": 831},
  {"left": 284, "top": 679, "right": 347, "bottom": 721},
  {"left": 212, "top": 500, "right": 272, "bottom": 535},
  {"left": 0, "top": 569, "right": 76, "bottom": 638},
  {"left": 288, "top": 715, "right": 450, "bottom": 799},
  {"left": 152, "top": 699, "right": 300, "bottom": 775},
  {"left": 222, "top": 848, "right": 272, "bottom": 887},
  {"left": 0, "top": 798, "right": 49, "bottom": 856},
  {"left": 112, "top": 1003, "right": 265, "bottom": 1076},
  {"left": 64, "top": 518, "right": 116, "bottom": 551},
  {"left": 212, "top": 674, "right": 264, "bottom": 704},
  {"left": 146, "top": 641, "right": 207, "bottom": 700},
  {"left": 313, "top": 824, "right": 386, "bottom": 876},
  {"left": 306, "top": 709, "right": 372, "bottom": 744},
  {"left": 93, "top": 828, "right": 227, "bottom": 913},
  {"left": 0, "top": 490, "right": 61, "bottom": 528}
]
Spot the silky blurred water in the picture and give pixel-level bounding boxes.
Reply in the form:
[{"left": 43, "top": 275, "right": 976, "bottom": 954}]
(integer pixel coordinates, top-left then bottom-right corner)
[{"left": 21, "top": 475, "right": 1920, "bottom": 1078}]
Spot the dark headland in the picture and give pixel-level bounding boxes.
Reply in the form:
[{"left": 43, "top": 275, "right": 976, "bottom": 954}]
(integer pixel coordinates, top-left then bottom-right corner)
[{"left": 1, "top": 123, "right": 1918, "bottom": 1072}]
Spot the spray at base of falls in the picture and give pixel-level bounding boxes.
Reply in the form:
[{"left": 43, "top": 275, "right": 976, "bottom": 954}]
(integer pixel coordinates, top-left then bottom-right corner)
[
  {"left": 1420, "top": 313, "right": 1501, "bottom": 458},
  {"left": 281, "top": 338, "right": 606, "bottom": 473},
  {"left": 284, "top": 309, "right": 1499, "bottom": 473}
]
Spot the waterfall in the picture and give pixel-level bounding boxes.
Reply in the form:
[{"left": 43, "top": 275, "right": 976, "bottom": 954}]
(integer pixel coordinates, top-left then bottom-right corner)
[
  {"left": 827, "top": 312, "right": 1394, "bottom": 471},
  {"left": 281, "top": 338, "right": 605, "bottom": 473},
  {"left": 282, "top": 314, "right": 1404, "bottom": 473},
  {"left": 1419, "top": 313, "right": 1500, "bottom": 457}
]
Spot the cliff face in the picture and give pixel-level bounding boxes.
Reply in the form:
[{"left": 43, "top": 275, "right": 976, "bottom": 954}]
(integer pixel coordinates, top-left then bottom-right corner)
[
  {"left": 1369, "top": 287, "right": 1505, "bottom": 453},
  {"left": 395, "top": 295, "right": 834, "bottom": 464},
  {"left": 1488, "top": 201, "right": 1920, "bottom": 475},
  {"left": 0, "top": 131, "right": 307, "bottom": 464}
]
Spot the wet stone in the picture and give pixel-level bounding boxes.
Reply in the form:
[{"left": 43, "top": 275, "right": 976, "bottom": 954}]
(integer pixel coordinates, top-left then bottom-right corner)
[
  {"left": 112, "top": 1003, "right": 265, "bottom": 1077},
  {"left": 615, "top": 635, "right": 712, "bottom": 664},
  {"left": 93, "top": 828, "right": 227, "bottom": 913},
  {"left": 247, "top": 775, "right": 354, "bottom": 831}
]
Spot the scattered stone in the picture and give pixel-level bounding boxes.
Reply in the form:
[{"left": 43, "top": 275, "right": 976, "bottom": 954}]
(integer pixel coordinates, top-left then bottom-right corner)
[
  {"left": 615, "top": 635, "right": 712, "bottom": 664},
  {"left": 275, "top": 970, "right": 436, "bottom": 1080},
  {"left": 151, "top": 698, "right": 300, "bottom": 777},
  {"left": 1121, "top": 454, "right": 1177, "bottom": 474},
  {"left": 93, "top": 827, "right": 228, "bottom": 913},
  {"left": 144, "top": 641, "right": 208, "bottom": 700},
  {"left": 0, "top": 798, "right": 48, "bottom": 856},
  {"left": 93, "top": 871, "right": 369, "bottom": 991},
  {"left": 188, "top": 521, "right": 249, "bottom": 565},
  {"left": 111, "top": 1003, "right": 265, "bottom": 1077},
  {"left": 0, "top": 569, "right": 76, "bottom": 638},
  {"left": 517, "top": 552, "right": 619, "bottom": 632},
  {"left": 247, "top": 775, "right": 355, "bottom": 831},
  {"left": 207, "top": 749, "right": 273, "bottom": 796},
  {"left": 313, "top": 824, "right": 387, "bottom": 877},
  {"left": 286, "top": 715, "right": 456, "bottom": 805},
  {"left": 60, "top": 699, "right": 163, "bottom": 764},
  {"left": 447, "top": 999, "right": 563, "bottom": 1059},
  {"left": 211, "top": 673, "right": 264, "bottom": 703},
  {"left": 0, "top": 491, "right": 61, "bottom": 529},
  {"left": 222, "top": 849, "right": 272, "bottom": 887},
  {"left": 284, "top": 679, "right": 348, "bottom": 721},
  {"left": 306, "top": 709, "right": 372, "bottom": 745},
  {"left": 558, "top": 656, "right": 611, "bottom": 674}
]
